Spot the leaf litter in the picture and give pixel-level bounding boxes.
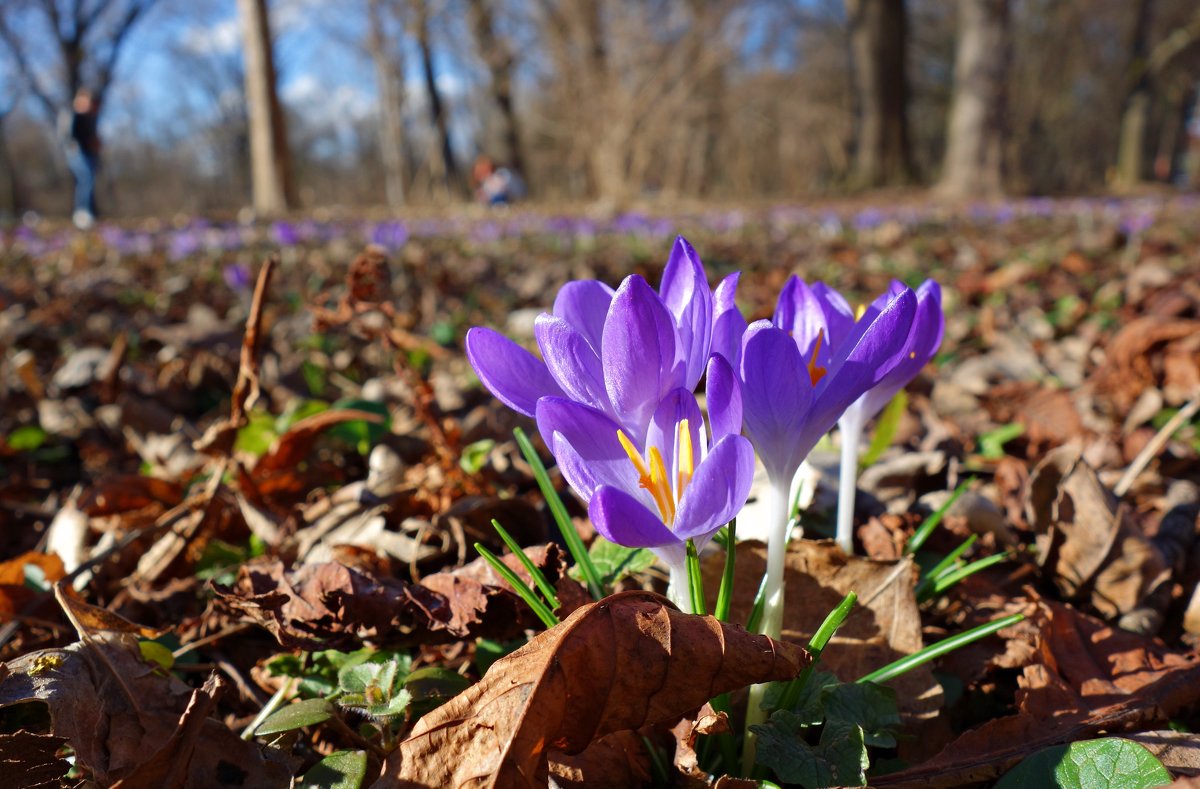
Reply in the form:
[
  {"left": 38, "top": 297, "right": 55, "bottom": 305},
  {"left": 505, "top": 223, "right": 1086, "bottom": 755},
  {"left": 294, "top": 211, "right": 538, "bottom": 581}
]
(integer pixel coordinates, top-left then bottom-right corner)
[{"left": 0, "top": 205, "right": 1199, "bottom": 786}]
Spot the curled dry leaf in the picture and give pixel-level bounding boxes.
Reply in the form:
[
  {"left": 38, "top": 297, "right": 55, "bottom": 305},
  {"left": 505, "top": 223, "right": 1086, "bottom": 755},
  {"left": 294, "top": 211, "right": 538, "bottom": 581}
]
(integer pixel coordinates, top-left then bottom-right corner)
[
  {"left": 0, "top": 635, "right": 289, "bottom": 787},
  {"left": 874, "top": 602, "right": 1200, "bottom": 788},
  {"left": 373, "top": 590, "right": 809, "bottom": 789},
  {"left": 1026, "top": 446, "right": 1175, "bottom": 633},
  {"left": 215, "top": 543, "right": 584, "bottom": 650},
  {"left": 671, "top": 702, "right": 731, "bottom": 785}
]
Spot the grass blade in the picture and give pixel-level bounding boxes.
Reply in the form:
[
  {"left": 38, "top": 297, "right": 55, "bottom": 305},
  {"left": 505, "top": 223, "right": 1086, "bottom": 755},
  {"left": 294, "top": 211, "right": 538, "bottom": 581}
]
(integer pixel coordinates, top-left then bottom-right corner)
[
  {"left": 714, "top": 521, "right": 736, "bottom": 622},
  {"left": 490, "top": 519, "right": 560, "bottom": 610},
  {"left": 513, "top": 426, "right": 604, "bottom": 600},
  {"left": 746, "top": 572, "right": 768, "bottom": 633},
  {"left": 906, "top": 477, "right": 974, "bottom": 555},
  {"left": 776, "top": 591, "right": 857, "bottom": 713},
  {"left": 918, "top": 552, "right": 1011, "bottom": 602},
  {"left": 858, "top": 613, "right": 1025, "bottom": 685},
  {"left": 917, "top": 534, "right": 978, "bottom": 597},
  {"left": 686, "top": 539, "right": 707, "bottom": 616},
  {"left": 475, "top": 542, "right": 560, "bottom": 628}
]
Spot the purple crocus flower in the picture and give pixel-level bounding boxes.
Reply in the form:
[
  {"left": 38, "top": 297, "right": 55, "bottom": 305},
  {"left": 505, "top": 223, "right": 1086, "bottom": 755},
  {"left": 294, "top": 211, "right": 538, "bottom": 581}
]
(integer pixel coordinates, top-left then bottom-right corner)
[
  {"left": 465, "top": 236, "right": 717, "bottom": 447},
  {"left": 738, "top": 278, "right": 917, "bottom": 639},
  {"left": 833, "top": 279, "right": 944, "bottom": 553},
  {"left": 535, "top": 356, "right": 754, "bottom": 607},
  {"left": 740, "top": 277, "right": 918, "bottom": 486}
]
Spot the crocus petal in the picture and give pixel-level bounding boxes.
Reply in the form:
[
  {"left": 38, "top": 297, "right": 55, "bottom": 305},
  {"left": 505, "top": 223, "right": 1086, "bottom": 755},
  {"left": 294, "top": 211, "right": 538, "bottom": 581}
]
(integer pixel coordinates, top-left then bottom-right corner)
[
  {"left": 673, "top": 434, "right": 755, "bottom": 542},
  {"left": 602, "top": 275, "right": 685, "bottom": 443},
  {"left": 589, "top": 485, "right": 681, "bottom": 549},
  {"left": 810, "top": 281, "right": 856, "bottom": 350},
  {"left": 645, "top": 388, "right": 706, "bottom": 483},
  {"left": 739, "top": 320, "right": 814, "bottom": 482},
  {"left": 711, "top": 272, "right": 747, "bottom": 367},
  {"left": 535, "top": 397, "right": 645, "bottom": 503},
  {"left": 773, "top": 276, "right": 827, "bottom": 357},
  {"left": 659, "top": 236, "right": 713, "bottom": 389},
  {"left": 534, "top": 314, "right": 610, "bottom": 413},
  {"left": 858, "top": 280, "right": 944, "bottom": 419},
  {"left": 552, "top": 279, "right": 615, "bottom": 353},
  {"left": 806, "top": 287, "right": 917, "bottom": 442},
  {"left": 465, "top": 327, "right": 563, "bottom": 417},
  {"left": 705, "top": 354, "right": 743, "bottom": 442}
]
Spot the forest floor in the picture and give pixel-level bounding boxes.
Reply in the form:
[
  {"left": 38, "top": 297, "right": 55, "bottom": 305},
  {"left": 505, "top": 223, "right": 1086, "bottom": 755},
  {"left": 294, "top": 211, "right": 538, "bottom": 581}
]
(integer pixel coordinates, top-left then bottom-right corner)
[{"left": 1, "top": 197, "right": 1198, "bottom": 787}]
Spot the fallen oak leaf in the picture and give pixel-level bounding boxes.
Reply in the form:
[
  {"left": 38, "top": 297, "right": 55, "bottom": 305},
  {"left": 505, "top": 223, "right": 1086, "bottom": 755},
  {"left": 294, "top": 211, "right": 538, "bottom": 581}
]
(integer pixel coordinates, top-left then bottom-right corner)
[
  {"left": 372, "top": 590, "right": 809, "bottom": 788},
  {"left": 0, "top": 635, "right": 290, "bottom": 787}
]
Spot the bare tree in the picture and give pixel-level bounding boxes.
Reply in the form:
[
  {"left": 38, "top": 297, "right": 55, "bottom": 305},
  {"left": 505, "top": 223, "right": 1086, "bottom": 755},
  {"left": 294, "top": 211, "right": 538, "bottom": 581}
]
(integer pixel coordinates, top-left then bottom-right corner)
[
  {"left": 466, "top": 0, "right": 525, "bottom": 180},
  {"left": 414, "top": 0, "right": 461, "bottom": 197},
  {"left": 846, "top": 0, "right": 914, "bottom": 186},
  {"left": 238, "top": 0, "right": 293, "bottom": 215},
  {"left": 0, "top": 0, "right": 158, "bottom": 117},
  {"left": 1115, "top": 2, "right": 1200, "bottom": 186},
  {"left": 938, "top": 0, "right": 1010, "bottom": 199},
  {"left": 367, "top": 0, "right": 407, "bottom": 207}
]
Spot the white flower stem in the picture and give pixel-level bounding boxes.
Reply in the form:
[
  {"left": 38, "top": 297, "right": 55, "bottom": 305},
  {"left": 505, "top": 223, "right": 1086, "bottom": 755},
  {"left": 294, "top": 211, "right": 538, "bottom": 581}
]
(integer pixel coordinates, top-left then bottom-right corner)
[
  {"left": 757, "top": 479, "right": 792, "bottom": 640},
  {"left": 837, "top": 412, "right": 865, "bottom": 555},
  {"left": 666, "top": 560, "right": 693, "bottom": 614},
  {"left": 743, "top": 476, "right": 793, "bottom": 772}
]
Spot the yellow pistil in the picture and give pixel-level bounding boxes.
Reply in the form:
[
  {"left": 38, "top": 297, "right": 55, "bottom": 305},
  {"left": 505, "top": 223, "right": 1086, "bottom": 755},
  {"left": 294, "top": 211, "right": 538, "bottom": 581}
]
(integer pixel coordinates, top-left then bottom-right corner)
[
  {"left": 676, "top": 419, "right": 694, "bottom": 493},
  {"left": 855, "top": 303, "right": 867, "bottom": 321},
  {"left": 807, "top": 331, "right": 828, "bottom": 386}
]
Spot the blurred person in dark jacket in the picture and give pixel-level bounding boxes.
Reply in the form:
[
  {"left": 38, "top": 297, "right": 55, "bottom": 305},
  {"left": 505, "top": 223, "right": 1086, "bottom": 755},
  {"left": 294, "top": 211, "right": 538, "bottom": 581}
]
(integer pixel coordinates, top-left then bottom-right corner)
[{"left": 59, "top": 88, "right": 101, "bottom": 228}]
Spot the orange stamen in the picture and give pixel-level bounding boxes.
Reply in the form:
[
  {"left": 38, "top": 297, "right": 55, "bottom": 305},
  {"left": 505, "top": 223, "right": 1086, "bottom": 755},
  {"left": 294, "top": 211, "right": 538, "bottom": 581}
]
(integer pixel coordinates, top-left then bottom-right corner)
[{"left": 807, "top": 331, "right": 828, "bottom": 386}]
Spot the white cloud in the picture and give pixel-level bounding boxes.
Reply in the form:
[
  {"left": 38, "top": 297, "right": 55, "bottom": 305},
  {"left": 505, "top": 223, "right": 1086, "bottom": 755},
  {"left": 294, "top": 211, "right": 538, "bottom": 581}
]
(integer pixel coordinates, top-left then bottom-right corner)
[{"left": 180, "top": 18, "right": 241, "bottom": 56}]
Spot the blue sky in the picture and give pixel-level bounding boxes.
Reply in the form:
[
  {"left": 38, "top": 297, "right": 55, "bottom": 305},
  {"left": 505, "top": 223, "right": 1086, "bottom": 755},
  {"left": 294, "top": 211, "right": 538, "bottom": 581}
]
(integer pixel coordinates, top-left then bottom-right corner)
[{"left": 5, "top": 0, "right": 473, "bottom": 150}]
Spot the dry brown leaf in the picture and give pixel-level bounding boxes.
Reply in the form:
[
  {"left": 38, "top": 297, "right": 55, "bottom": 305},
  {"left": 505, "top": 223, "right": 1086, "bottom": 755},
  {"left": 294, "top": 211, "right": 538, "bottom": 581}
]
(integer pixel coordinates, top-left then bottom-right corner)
[
  {"left": 77, "top": 475, "right": 184, "bottom": 517},
  {"left": 0, "top": 552, "right": 64, "bottom": 620},
  {"left": 874, "top": 602, "right": 1200, "bottom": 788},
  {"left": 670, "top": 702, "right": 730, "bottom": 784},
  {"left": 215, "top": 543, "right": 584, "bottom": 649},
  {"left": 1127, "top": 731, "right": 1200, "bottom": 778},
  {"left": 1093, "top": 316, "right": 1200, "bottom": 414},
  {"left": 547, "top": 729, "right": 657, "bottom": 788},
  {"left": 254, "top": 408, "right": 386, "bottom": 476},
  {"left": 705, "top": 539, "right": 943, "bottom": 719},
  {"left": 110, "top": 674, "right": 226, "bottom": 789},
  {"left": 372, "top": 590, "right": 808, "bottom": 788},
  {"left": 0, "top": 730, "right": 69, "bottom": 789},
  {"left": 0, "top": 635, "right": 289, "bottom": 787},
  {"left": 1026, "top": 446, "right": 1172, "bottom": 632},
  {"left": 54, "top": 582, "right": 165, "bottom": 640}
]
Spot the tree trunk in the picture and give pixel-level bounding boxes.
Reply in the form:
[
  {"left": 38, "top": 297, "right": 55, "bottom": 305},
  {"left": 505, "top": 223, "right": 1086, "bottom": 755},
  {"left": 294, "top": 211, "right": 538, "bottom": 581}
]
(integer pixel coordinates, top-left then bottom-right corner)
[
  {"left": 938, "top": 0, "right": 1010, "bottom": 199},
  {"left": 580, "top": 2, "right": 626, "bottom": 203},
  {"left": 0, "top": 110, "right": 21, "bottom": 217},
  {"left": 367, "top": 0, "right": 406, "bottom": 208},
  {"left": 238, "top": 0, "right": 292, "bottom": 216},
  {"left": 1114, "top": 0, "right": 1156, "bottom": 188},
  {"left": 415, "top": 2, "right": 460, "bottom": 197},
  {"left": 846, "top": 0, "right": 914, "bottom": 187},
  {"left": 466, "top": 0, "right": 525, "bottom": 180}
]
